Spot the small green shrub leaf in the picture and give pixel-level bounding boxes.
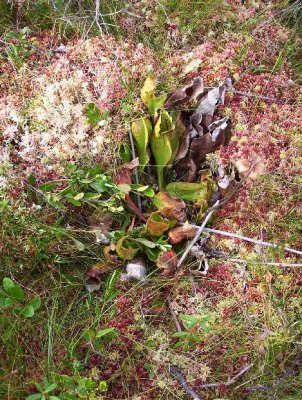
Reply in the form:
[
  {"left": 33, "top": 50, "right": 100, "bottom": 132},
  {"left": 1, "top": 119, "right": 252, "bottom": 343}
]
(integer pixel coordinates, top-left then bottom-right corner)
[
  {"left": 21, "top": 305, "right": 35, "bottom": 318},
  {"left": 0, "top": 297, "right": 15, "bottom": 308},
  {"left": 96, "top": 327, "right": 116, "bottom": 339},
  {"left": 26, "top": 394, "right": 42, "bottom": 400},
  {"left": 28, "top": 298, "right": 41, "bottom": 310},
  {"left": 44, "top": 383, "right": 57, "bottom": 393},
  {"left": 85, "top": 103, "right": 101, "bottom": 125},
  {"left": 3, "top": 278, "right": 25, "bottom": 300}
]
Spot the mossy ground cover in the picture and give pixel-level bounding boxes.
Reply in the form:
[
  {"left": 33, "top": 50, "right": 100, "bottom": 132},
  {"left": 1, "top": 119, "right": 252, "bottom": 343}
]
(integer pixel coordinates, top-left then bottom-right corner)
[{"left": 0, "top": 1, "right": 302, "bottom": 399}]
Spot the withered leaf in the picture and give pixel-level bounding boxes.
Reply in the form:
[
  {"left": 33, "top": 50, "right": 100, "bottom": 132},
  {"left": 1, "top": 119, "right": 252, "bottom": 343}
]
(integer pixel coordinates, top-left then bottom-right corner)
[
  {"left": 103, "top": 243, "right": 118, "bottom": 264},
  {"left": 113, "top": 158, "right": 139, "bottom": 185},
  {"left": 85, "top": 262, "right": 111, "bottom": 292},
  {"left": 208, "top": 117, "right": 229, "bottom": 142},
  {"left": 235, "top": 152, "right": 266, "bottom": 180},
  {"left": 165, "top": 77, "right": 203, "bottom": 109},
  {"left": 156, "top": 251, "right": 178, "bottom": 277},
  {"left": 153, "top": 192, "right": 186, "bottom": 222},
  {"left": 168, "top": 223, "right": 198, "bottom": 245},
  {"left": 190, "top": 124, "right": 228, "bottom": 167},
  {"left": 195, "top": 84, "right": 227, "bottom": 116}
]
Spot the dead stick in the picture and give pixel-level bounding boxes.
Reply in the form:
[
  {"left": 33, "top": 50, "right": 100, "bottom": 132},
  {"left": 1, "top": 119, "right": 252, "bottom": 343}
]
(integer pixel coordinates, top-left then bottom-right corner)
[
  {"left": 177, "top": 201, "right": 219, "bottom": 268},
  {"left": 202, "top": 228, "right": 302, "bottom": 256},
  {"left": 169, "top": 365, "right": 202, "bottom": 400},
  {"left": 228, "top": 259, "right": 302, "bottom": 268},
  {"left": 167, "top": 296, "right": 182, "bottom": 332}
]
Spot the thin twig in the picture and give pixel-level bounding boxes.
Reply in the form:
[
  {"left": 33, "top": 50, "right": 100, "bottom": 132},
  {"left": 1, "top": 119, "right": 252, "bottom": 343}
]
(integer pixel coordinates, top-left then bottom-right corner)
[
  {"left": 226, "top": 364, "right": 253, "bottom": 385},
  {"left": 177, "top": 201, "right": 219, "bottom": 268},
  {"left": 228, "top": 259, "right": 302, "bottom": 268},
  {"left": 202, "top": 228, "right": 302, "bottom": 256},
  {"left": 169, "top": 365, "right": 202, "bottom": 400},
  {"left": 199, "top": 364, "right": 253, "bottom": 389},
  {"left": 128, "top": 124, "right": 142, "bottom": 211},
  {"left": 167, "top": 296, "right": 182, "bottom": 332},
  {"left": 232, "top": 90, "right": 280, "bottom": 102}
]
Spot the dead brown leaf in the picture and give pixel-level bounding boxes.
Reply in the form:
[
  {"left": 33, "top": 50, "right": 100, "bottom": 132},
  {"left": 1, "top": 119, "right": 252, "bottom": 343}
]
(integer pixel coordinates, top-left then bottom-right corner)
[
  {"left": 165, "top": 77, "right": 203, "bottom": 109},
  {"left": 153, "top": 191, "right": 186, "bottom": 221},
  {"left": 103, "top": 243, "right": 118, "bottom": 264},
  {"left": 235, "top": 152, "right": 266, "bottom": 180},
  {"left": 168, "top": 223, "right": 198, "bottom": 245},
  {"left": 156, "top": 251, "right": 178, "bottom": 277},
  {"left": 195, "top": 84, "right": 227, "bottom": 117},
  {"left": 85, "top": 262, "right": 112, "bottom": 292}
]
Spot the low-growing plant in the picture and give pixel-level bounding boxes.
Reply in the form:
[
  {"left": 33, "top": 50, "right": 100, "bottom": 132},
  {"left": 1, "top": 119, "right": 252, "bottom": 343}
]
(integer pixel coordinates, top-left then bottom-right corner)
[
  {"left": 173, "top": 314, "right": 212, "bottom": 350},
  {"left": 0, "top": 278, "right": 41, "bottom": 319}
]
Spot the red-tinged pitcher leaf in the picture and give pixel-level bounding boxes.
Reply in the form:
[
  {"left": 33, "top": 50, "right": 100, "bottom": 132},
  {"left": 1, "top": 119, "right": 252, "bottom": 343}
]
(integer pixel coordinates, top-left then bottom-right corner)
[
  {"left": 165, "top": 76, "right": 204, "bottom": 109},
  {"left": 116, "top": 236, "right": 140, "bottom": 260},
  {"left": 153, "top": 192, "right": 186, "bottom": 222},
  {"left": 168, "top": 223, "right": 198, "bottom": 245},
  {"left": 113, "top": 158, "right": 147, "bottom": 221},
  {"left": 156, "top": 251, "right": 178, "bottom": 277},
  {"left": 113, "top": 158, "right": 140, "bottom": 185},
  {"left": 146, "top": 212, "right": 170, "bottom": 237}
]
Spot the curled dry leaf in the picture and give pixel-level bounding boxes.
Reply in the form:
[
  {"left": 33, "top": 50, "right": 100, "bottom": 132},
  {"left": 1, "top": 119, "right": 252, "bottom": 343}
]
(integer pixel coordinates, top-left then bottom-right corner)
[
  {"left": 208, "top": 117, "right": 229, "bottom": 142},
  {"left": 113, "top": 158, "right": 140, "bottom": 185},
  {"left": 156, "top": 251, "right": 178, "bottom": 277},
  {"left": 173, "top": 113, "right": 188, "bottom": 161},
  {"left": 153, "top": 191, "right": 186, "bottom": 221},
  {"left": 168, "top": 223, "right": 198, "bottom": 245},
  {"left": 146, "top": 212, "right": 171, "bottom": 237},
  {"left": 103, "top": 243, "right": 118, "bottom": 264},
  {"left": 165, "top": 77, "right": 203, "bottom": 109},
  {"left": 120, "top": 257, "right": 147, "bottom": 281},
  {"left": 195, "top": 84, "right": 227, "bottom": 117},
  {"left": 234, "top": 152, "right": 266, "bottom": 180},
  {"left": 190, "top": 118, "right": 229, "bottom": 167},
  {"left": 85, "top": 262, "right": 110, "bottom": 292}
]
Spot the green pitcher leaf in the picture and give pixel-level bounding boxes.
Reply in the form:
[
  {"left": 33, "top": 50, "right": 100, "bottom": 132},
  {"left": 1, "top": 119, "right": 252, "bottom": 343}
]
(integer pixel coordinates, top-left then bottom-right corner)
[
  {"left": 141, "top": 75, "right": 156, "bottom": 106},
  {"left": 150, "top": 111, "right": 176, "bottom": 190},
  {"left": 165, "top": 182, "right": 209, "bottom": 204},
  {"left": 116, "top": 236, "right": 139, "bottom": 260},
  {"left": 154, "top": 110, "right": 175, "bottom": 138},
  {"left": 146, "top": 212, "right": 170, "bottom": 237},
  {"left": 131, "top": 117, "right": 152, "bottom": 172},
  {"left": 147, "top": 94, "right": 167, "bottom": 115}
]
